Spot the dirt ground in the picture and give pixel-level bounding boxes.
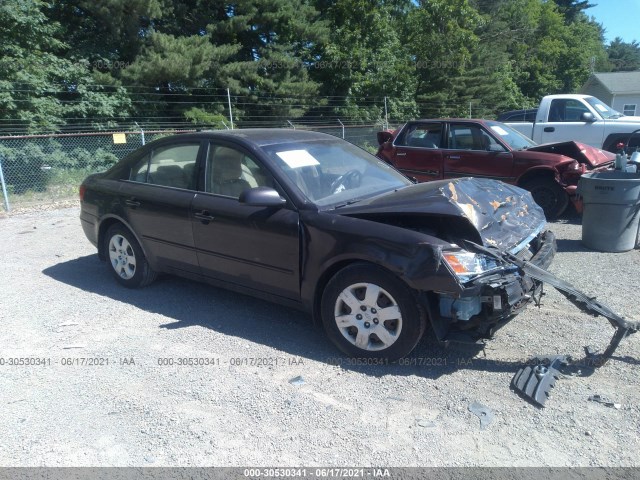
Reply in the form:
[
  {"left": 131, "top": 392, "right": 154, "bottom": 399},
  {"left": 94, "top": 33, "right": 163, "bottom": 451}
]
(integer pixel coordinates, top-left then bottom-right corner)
[{"left": 0, "top": 205, "right": 638, "bottom": 467}]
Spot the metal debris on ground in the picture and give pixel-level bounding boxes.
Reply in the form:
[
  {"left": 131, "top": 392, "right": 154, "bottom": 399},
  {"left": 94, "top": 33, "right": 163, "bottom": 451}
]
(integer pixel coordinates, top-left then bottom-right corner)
[
  {"left": 468, "top": 401, "right": 494, "bottom": 430},
  {"left": 588, "top": 394, "right": 621, "bottom": 409}
]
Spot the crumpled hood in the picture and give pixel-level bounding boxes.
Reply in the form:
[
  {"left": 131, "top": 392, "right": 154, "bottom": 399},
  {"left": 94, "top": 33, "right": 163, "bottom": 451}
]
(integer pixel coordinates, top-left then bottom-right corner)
[
  {"left": 335, "top": 178, "right": 546, "bottom": 252},
  {"left": 527, "top": 141, "right": 615, "bottom": 167}
]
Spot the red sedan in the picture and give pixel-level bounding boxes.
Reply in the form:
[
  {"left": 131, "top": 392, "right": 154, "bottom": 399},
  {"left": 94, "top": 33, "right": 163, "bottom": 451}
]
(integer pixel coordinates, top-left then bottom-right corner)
[{"left": 377, "top": 119, "right": 615, "bottom": 218}]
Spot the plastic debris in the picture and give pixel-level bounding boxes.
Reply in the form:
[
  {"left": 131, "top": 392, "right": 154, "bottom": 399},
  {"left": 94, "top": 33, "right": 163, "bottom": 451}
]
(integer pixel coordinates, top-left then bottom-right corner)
[
  {"left": 416, "top": 419, "right": 436, "bottom": 428},
  {"left": 289, "top": 376, "right": 305, "bottom": 386},
  {"left": 511, "top": 355, "right": 567, "bottom": 407}
]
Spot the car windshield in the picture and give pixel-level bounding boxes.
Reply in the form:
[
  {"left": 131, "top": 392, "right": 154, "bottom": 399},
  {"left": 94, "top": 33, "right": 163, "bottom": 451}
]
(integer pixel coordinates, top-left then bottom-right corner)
[
  {"left": 584, "top": 96, "right": 623, "bottom": 119},
  {"left": 260, "top": 138, "right": 411, "bottom": 208},
  {"left": 487, "top": 121, "right": 537, "bottom": 150}
]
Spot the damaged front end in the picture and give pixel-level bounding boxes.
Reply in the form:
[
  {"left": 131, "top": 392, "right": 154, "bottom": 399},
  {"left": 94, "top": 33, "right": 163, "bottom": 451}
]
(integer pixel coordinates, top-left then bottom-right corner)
[
  {"left": 421, "top": 179, "right": 555, "bottom": 345},
  {"left": 463, "top": 239, "right": 640, "bottom": 406},
  {"left": 417, "top": 179, "right": 637, "bottom": 405}
]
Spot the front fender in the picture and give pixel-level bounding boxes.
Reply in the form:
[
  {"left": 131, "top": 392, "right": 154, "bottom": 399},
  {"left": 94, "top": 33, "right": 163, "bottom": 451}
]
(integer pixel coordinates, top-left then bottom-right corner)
[{"left": 300, "top": 212, "right": 463, "bottom": 310}]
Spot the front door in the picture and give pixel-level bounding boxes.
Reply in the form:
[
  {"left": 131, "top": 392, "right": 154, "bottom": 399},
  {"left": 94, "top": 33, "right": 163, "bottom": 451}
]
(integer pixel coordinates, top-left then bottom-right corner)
[
  {"left": 191, "top": 142, "right": 300, "bottom": 300},
  {"left": 443, "top": 123, "right": 514, "bottom": 182},
  {"left": 539, "top": 98, "right": 604, "bottom": 147}
]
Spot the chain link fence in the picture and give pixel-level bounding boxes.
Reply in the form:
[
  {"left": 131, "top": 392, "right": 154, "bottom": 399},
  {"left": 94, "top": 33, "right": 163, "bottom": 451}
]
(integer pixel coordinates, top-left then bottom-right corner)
[{"left": 0, "top": 124, "right": 385, "bottom": 212}]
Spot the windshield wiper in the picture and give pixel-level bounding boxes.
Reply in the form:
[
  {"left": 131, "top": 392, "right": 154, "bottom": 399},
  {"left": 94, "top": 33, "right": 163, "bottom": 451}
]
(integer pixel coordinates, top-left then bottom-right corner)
[{"left": 332, "top": 198, "right": 363, "bottom": 209}]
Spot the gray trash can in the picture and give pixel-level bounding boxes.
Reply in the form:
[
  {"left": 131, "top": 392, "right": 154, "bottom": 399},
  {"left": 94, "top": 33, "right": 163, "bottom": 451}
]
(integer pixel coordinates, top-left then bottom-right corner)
[{"left": 577, "top": 171, "right": 640, "bottom": 252}]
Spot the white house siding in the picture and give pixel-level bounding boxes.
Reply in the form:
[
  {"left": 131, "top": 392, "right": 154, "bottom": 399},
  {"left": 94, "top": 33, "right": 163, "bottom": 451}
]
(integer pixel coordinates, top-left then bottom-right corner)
[
  {"left": 581, "top": 79, "right": 613, "bottom": 104},
  {"left": 611, "top": 94, "right": 640, "bottom": 116}
]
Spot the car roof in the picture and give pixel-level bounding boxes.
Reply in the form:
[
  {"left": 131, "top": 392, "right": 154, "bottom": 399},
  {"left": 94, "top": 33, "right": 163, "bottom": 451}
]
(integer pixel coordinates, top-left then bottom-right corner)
[
  {"left": 407, "top": 119, "right": 498, "bottom": 124},
  {"left": 171, "top": 128, "right": 338, "bottom": 147}
]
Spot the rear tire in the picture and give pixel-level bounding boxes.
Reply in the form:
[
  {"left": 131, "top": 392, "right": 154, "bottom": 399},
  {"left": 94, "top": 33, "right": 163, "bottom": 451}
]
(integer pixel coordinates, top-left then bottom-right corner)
[
  {"left": 522, "top": 177, "right": 569, "bottom": 219},
  {"left": 320, "top": 263, "right": 426, "bottom": 361},
  {"left": 104, "top": 224, "right": 157, "bottom": 288}
]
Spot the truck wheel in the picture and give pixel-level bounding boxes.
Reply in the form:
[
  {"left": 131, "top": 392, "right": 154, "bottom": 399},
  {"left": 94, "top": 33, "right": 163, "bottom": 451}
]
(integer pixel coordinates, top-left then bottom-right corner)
[{"left": 522, "top": 178, "right": 569, "bottom": 219}]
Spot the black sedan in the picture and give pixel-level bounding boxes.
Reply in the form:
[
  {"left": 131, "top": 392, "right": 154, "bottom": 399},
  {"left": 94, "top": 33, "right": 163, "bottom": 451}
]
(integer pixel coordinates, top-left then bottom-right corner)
[{"left": 80, "top": 129, "right": 556, "bottom": 360}]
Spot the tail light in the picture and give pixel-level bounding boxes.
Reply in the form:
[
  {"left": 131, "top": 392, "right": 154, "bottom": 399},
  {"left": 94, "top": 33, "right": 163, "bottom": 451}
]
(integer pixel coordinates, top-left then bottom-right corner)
[{"left": 79, "top": 184, "right": 87, "bottom": 201}]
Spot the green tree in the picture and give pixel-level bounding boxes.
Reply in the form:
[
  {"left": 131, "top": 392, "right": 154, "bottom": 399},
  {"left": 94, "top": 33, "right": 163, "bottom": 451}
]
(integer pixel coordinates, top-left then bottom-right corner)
[
  {"left": 607, "top": 38, "right": 640, "bottom": 71},
  {"left": 406, "top": 0, "right": 482, "bottom": 117},
  {"left": 0, "top": 0, "right": 131, "bottom": 133},
  {"left": 553, "top": 0, "right": 595, "bottom": 23},
  {"left": 310, "top": 0, "right": 418, "bottom": 122},
  {"left": 471, "top": 0, "right": 606, "bottom": 102}
]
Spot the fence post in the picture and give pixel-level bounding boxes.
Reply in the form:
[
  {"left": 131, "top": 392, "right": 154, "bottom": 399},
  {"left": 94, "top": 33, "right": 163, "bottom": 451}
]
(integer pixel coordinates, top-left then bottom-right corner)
[
  {"left": 135, "top": 122, "right": 146, "bottom": 146},
  {"left": 384, "top": 97, "right": 389, "bottom": 131},
  {"left": 337, "top": 119, "right": 345, "bottom": 139},
  {"left": 287, "top": 120, "right": 295, "bottom": 130},
  {"left": 227, "top": 89, "right": 234, "bottom": 129},
  {"left": 0, "top": 154, "right": 11, "bottom": 213}
]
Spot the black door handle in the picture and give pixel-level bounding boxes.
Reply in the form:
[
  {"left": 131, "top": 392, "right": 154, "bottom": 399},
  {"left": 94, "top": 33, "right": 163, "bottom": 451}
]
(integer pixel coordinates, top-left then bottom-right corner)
[
  {"left": 544, "top": 127, "right": 555, "bottom": 133},
  {"left": 194, "top": 210, "right": 215, "bottom": 223},
  {"left": 125, "top": 199, "right": 141, "bottom": 208}
]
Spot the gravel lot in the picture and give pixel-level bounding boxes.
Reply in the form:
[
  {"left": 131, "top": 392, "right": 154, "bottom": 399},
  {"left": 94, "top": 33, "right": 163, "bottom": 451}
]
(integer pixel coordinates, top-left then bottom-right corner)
[{"left": 1, "top": 205, "right": 639, "bottom": 467}]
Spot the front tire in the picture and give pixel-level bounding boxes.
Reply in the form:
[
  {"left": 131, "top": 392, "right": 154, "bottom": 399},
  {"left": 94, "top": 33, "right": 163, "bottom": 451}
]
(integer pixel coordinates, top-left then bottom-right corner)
[
  {"left": 104, "top": 224, "right": 157, "bottom": 288},
  {"left": 321, "top": 263, "right": 426, "bottom": 361},
  {"left": 522, "top": 178, "right": 569, "bottom": 219}
]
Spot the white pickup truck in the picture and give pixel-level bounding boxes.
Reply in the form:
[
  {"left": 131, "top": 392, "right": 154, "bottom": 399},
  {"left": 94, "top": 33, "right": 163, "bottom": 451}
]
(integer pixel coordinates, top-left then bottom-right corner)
[{"left": 498, "top": 94, "right": 640, "bottom": 152}]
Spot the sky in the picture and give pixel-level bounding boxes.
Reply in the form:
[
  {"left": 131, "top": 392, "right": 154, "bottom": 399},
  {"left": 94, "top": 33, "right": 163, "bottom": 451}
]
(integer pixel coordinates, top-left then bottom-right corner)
[{"left": 588, "top": 0, "right": 640, "bottom": 43}]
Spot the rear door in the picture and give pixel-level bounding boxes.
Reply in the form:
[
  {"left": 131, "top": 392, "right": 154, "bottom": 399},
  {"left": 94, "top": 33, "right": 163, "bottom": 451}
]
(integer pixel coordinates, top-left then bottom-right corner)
[
  {"left": 119, "top": 141, "right": 203, "bottom": 274},
  {"left": 191, "top": 142, "right": 300, "bottom": 300},
  {"left": 443, "top": 123, "right": 515, "bottom": 182},
  {"left": 390, "top": 122, "right": 444, "bottom": 181}
]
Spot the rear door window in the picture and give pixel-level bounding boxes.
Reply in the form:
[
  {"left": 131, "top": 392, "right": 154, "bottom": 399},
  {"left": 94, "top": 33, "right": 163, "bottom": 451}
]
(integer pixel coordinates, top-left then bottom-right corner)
[
  {"left": 146, "top": 143, "right": 200, "bottom": 190},
  {"left": 397, "top": 123, "right": 442, "bottom": 148}
]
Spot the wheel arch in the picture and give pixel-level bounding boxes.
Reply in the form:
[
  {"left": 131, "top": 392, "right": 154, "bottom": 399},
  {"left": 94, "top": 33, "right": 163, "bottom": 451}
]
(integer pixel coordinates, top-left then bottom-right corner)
[
  {"left": 311, "top": 259, "right": 414, "bottom": 327},
  {"left": 312, "top": 259, "right": 364, "bottom": 327},
  {"left": 515, "top": 167, "right": 558, "bottom": 188},
  {"left": 602, "top": 132, "right": 640, "bottom": 153},
  {"left": 97, "top": 216, "right": 150, "bottom": 264}
]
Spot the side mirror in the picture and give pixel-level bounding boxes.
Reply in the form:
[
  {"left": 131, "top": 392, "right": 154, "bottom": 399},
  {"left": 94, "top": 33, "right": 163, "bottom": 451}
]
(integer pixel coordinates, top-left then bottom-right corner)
[
  {"left": 239, "top": 186, "right": 287, "bottom": 207},
  {"left": 377, "top": 131, "right": 393, "bottom": 145},
  {"left": 581, "top": 112, "right": 596, "bottom": 123}
]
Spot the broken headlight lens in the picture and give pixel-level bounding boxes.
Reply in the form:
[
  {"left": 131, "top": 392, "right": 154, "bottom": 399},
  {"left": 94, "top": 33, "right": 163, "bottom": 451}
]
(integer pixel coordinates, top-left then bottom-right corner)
[{"left": 443, "top": 251, "right": 500, "bottom": 282}]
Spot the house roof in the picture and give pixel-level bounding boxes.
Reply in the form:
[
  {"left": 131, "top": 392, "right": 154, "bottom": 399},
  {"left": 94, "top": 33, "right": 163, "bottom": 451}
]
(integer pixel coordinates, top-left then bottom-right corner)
[{"left": 584, "top": 72, "right": 640, "bottom": 95}]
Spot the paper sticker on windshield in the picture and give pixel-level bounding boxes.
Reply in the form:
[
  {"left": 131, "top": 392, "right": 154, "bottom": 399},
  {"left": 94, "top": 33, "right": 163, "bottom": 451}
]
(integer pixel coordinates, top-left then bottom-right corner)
[
  {"left": 276, "top": 150, "right": 320, "bottom": 168},
  {"left": 490, "top": 126, "right": 509, "bottom": 136},
  {"left": 595, "top": 104, "right": 607, "bottom": 112}
]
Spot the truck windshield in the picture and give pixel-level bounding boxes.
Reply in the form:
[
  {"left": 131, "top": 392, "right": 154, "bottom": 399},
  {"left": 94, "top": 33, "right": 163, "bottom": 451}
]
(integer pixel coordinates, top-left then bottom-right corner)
[
  {"left": 487, "top": 121, "right": 537, "bottom": 150},
  {"left": 584, "top": 97, "right": 624, "bottom": 119}
]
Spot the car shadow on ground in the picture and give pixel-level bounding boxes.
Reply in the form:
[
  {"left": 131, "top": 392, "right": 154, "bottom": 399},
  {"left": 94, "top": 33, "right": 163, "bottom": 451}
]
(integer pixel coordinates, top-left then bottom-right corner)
[
  {"left": 43, "top": 254, "right": 535, "bottom": 382},
  {"left": 555, "top": 238, "right": 591, "bottom": 253}
]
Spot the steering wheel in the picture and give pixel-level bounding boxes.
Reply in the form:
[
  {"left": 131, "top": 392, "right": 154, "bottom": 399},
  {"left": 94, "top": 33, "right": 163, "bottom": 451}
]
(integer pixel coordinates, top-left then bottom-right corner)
[{"left": 330, "top": 169, "right": 362, "bottom": 194}]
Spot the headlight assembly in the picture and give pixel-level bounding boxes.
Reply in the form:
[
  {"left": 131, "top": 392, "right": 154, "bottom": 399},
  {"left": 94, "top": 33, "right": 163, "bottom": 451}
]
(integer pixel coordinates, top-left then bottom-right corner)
[{"left": 443, "top": 250, "right": 500, "bottom": 282}]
